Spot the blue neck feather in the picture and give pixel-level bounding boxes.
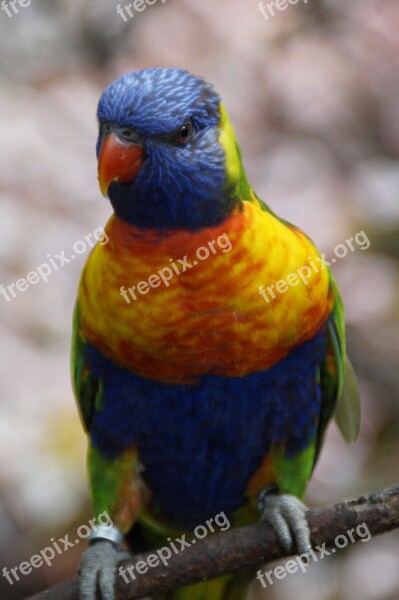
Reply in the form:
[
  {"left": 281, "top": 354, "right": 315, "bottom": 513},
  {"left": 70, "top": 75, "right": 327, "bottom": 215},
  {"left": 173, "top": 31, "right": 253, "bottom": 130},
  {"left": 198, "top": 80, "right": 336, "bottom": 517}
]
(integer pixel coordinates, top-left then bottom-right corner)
[{"left": 107, "top": 130, "right": 238, "bottom": 230}]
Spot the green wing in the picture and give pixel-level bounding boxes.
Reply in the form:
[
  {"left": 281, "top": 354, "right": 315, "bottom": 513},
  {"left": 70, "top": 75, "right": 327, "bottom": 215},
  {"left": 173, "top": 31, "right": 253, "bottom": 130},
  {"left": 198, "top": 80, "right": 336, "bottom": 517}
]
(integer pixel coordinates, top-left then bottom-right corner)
[
  {"left": 335, "top": 355, "right": 361, "bottom": 443},
  {"left": 71, "top": 303, "right": 102, "bottom": 432},
  {"left": 315, "top": 275, "right": 361, "bottom": 463}
]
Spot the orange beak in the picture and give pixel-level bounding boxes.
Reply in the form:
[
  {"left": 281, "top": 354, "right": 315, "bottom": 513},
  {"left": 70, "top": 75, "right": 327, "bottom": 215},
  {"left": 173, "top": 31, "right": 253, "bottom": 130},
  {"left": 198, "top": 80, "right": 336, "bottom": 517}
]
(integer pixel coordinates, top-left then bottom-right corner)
[{"left": 98, "top": 133, "right": 143, "bottom": 197}]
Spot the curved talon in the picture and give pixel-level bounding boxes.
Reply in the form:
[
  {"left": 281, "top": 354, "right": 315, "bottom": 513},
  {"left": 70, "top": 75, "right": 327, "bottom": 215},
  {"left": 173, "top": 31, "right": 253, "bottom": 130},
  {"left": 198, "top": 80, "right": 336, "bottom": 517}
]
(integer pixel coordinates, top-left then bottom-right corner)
[
  {"left": 258, "top": 492, "right": 311, "bottom": 554},
  {"left": 79, "top": 540, "right": 122, "bottom": 600}
]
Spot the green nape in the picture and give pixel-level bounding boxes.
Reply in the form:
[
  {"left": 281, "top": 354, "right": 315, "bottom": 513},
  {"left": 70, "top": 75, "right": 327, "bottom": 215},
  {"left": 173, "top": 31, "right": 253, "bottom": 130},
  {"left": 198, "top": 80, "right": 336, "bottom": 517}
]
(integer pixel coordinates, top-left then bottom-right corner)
[
  {"left": 218, "top": 102, "right": 301, "bottom": 229},
  {"left": 218, "top": 103, "right": 251, "bottom": 202}
]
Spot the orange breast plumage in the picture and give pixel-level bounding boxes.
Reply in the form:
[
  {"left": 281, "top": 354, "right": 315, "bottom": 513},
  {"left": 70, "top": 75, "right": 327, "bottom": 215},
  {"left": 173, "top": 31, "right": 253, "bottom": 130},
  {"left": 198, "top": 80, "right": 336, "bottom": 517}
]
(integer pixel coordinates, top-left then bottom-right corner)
[{"left": 78, "top": 199, "right": 332, "bottom": 383}]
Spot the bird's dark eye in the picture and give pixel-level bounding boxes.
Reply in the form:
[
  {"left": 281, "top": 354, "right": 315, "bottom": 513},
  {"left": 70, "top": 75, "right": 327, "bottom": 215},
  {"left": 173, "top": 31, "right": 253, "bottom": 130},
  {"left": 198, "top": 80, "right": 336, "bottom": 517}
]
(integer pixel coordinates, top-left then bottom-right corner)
[
  {"left": 121, "top": 128, "right": 136, "bottom": 141},
  {"left": 176, "top": 121, "right": 193, "bottom": 144}
]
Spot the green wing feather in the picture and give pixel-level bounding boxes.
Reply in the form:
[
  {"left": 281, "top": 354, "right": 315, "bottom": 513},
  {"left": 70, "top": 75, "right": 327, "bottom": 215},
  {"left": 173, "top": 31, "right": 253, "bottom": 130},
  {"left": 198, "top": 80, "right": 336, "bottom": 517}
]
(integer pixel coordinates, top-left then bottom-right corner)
[
  {"left": 315, "top": 274, "right": 360, "bottom": 463},
  {"left": 335, "top": 355, "right": 361, "bottom": 443},
  {"left": 71, "top": 303, "right": 101, "bottom": 432}
]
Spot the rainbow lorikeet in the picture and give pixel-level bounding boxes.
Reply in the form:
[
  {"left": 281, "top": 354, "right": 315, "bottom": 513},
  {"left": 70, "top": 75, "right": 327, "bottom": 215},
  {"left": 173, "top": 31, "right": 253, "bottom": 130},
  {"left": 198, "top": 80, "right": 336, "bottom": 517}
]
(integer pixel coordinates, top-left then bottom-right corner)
[{"left": 72, "top": 67, "right": 360, "bottom": 600}]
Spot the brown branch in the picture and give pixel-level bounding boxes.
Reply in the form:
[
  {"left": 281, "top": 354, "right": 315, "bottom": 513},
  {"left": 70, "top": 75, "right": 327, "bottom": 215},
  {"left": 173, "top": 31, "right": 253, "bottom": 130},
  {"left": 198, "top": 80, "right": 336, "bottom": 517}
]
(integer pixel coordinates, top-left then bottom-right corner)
[{"left": 26, "top": 485, "right": 399, "bottom": 600}]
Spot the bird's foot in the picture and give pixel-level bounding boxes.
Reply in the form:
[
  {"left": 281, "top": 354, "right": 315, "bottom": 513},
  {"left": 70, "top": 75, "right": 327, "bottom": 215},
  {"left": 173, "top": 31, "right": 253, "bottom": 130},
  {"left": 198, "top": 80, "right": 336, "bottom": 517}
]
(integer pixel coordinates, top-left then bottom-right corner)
[
  {"left": 258, "top": 488, "right": 311, "bottom": 555},
  {"left": 78, "top": 527, "right": 131, "bottom": 600}
]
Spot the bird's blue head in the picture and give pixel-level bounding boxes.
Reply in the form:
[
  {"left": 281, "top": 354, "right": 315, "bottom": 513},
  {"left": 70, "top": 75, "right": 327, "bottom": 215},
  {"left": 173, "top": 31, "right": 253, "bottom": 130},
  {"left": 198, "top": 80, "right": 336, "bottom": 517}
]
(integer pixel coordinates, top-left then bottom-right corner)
[{"left": 96, "top": 68, "right": 250, "bottom": 230}]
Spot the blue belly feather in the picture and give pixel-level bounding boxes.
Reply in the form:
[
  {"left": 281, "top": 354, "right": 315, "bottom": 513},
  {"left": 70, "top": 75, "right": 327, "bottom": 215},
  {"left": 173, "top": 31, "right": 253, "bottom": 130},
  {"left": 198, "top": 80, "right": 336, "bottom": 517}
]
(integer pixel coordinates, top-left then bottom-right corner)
[{"left": 86, "top": 328, "right": 327, "bottom": 524}]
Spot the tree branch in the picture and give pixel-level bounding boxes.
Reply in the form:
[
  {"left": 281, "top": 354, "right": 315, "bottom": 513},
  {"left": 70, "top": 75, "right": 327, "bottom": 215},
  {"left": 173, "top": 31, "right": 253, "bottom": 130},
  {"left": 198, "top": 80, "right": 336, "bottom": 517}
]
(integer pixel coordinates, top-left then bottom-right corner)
[{"left": 26, "top": 485, "right": 399, "bottom": 600}]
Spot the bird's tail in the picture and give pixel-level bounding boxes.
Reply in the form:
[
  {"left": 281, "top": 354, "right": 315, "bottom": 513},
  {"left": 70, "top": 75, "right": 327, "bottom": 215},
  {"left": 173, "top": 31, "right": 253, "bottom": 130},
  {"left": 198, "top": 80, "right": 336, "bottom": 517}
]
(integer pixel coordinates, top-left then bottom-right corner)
[
  {"left": 153, "top": 569, "right": 255, "bottom": 600},
  {"left": 126, "top": 522, "right": 254, "bottom": 600}
]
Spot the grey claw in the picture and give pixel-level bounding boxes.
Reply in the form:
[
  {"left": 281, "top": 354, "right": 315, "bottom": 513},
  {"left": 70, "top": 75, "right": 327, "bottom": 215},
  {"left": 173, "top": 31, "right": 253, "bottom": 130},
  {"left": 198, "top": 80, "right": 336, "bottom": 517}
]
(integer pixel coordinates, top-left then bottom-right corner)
[
  {"left": 79, "top": 540, "right": 121, "bottom": 600},
  {"left": 258, "top": 492, "right": 311, "bottom": 554}
]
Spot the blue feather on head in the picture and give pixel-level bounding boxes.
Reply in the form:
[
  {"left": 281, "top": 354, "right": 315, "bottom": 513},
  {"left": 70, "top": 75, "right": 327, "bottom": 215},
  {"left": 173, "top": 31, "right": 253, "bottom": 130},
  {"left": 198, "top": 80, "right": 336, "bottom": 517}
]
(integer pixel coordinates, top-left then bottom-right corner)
[{"left": 96, "top": 68, "right": 239, "bottom": 230}]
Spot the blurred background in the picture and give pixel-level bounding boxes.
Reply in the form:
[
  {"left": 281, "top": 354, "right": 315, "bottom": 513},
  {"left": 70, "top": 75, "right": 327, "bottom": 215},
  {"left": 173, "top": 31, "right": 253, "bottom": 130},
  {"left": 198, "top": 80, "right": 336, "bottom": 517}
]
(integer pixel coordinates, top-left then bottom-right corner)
[{"left": 0, "top": 0, "right": 398, "bottom": 598}]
